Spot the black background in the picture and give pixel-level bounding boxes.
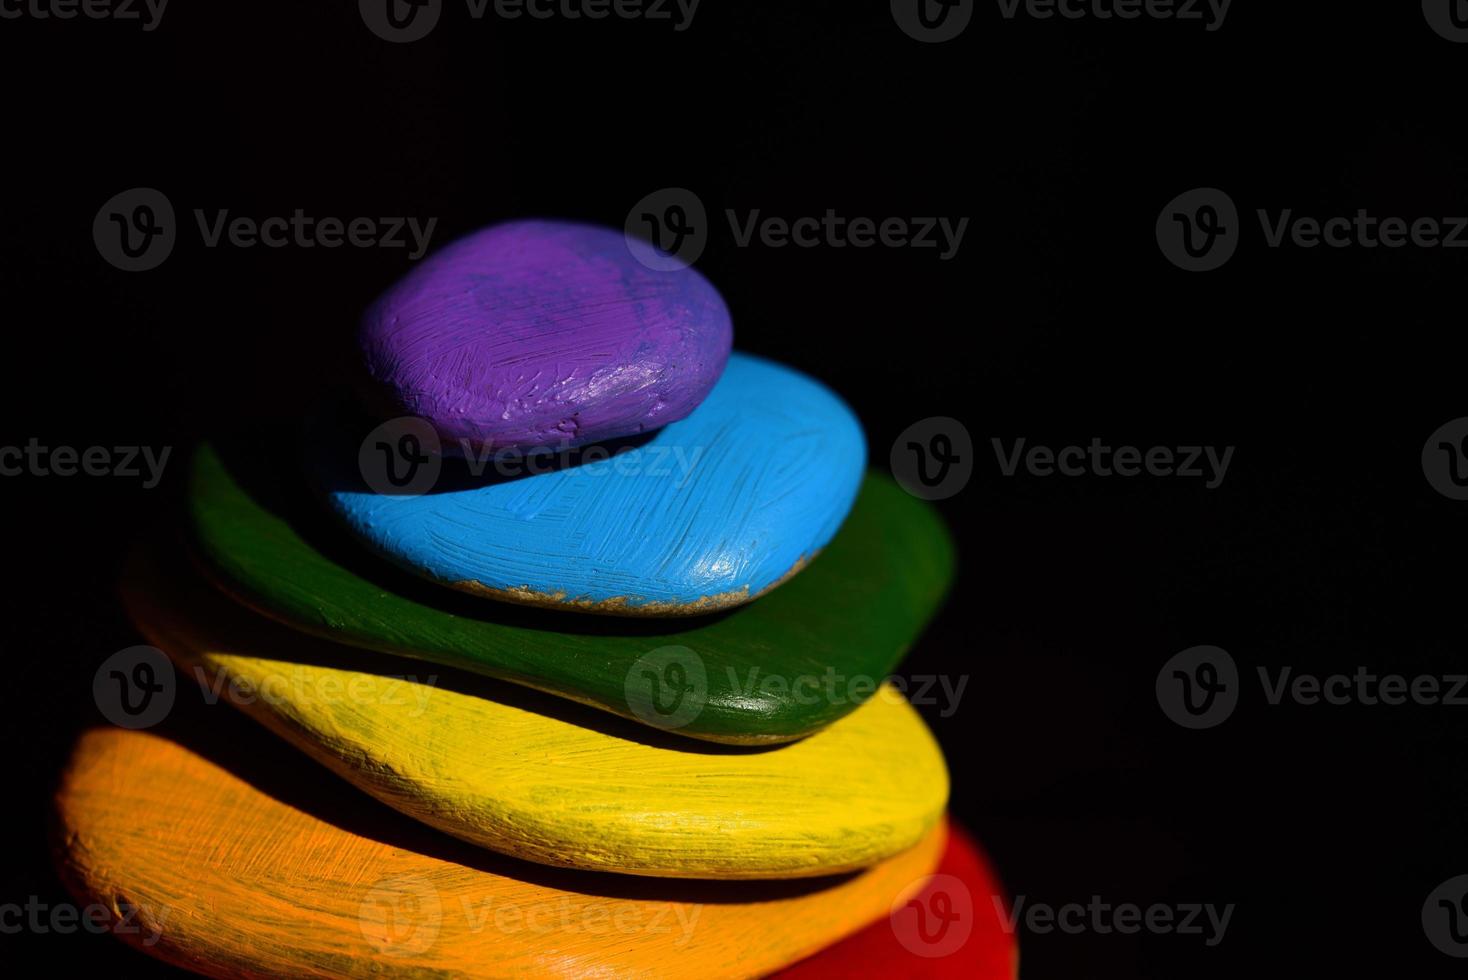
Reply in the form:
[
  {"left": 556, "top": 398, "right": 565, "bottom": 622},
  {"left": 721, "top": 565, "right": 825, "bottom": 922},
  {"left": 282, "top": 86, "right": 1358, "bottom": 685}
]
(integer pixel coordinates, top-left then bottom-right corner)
[{"left": 2, "top": 2, "right": 1466, "bottom": 976}]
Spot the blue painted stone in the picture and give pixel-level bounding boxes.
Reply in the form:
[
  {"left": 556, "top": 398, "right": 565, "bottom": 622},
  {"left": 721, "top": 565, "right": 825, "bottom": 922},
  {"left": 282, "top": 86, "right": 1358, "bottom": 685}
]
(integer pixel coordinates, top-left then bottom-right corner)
[{"left": 308, "top": 353, "right": 866, "bottom": 616}]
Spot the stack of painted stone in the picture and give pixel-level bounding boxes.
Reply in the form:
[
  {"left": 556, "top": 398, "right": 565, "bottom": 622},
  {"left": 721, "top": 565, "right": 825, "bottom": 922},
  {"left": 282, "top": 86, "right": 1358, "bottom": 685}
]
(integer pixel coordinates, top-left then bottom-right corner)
[{"left": 54, "top": 221, "right": 1016, "bottom": 978}]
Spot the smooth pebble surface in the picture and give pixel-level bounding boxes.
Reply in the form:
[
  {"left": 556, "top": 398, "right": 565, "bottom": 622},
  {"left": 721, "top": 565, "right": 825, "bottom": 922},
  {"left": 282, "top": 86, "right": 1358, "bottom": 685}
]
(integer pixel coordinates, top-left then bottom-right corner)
[
  {"left": 187, "top": 433, "right": 955, "bottom": 744},
  {"left": 53, "top": 723, "right": 948, "bottom": 978},
  {"left": 358, "top": 219, "right": 733, "bottom": 455},
  {"left": 124, "top": 536, "right": 950, "bottom": 879},
  {"left": 314, "top": 352, "right": 867, "bottom": 615}
]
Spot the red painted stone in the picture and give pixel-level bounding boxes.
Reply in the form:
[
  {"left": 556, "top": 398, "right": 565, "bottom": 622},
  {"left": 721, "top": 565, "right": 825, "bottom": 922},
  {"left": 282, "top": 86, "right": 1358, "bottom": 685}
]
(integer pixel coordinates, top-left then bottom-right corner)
[{"left": 774, "top": 822, "right": 1018, "bottom": 979}]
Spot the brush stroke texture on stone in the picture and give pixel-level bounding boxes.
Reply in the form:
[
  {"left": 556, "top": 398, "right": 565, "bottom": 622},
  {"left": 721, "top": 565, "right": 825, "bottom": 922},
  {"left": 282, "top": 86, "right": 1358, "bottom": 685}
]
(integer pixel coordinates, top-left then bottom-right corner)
[
  {"left": 124, "top": 536, "right": 950, "bottom": 880},
  {"left": 54, "top": 724, "right": 948, "bottom": 978},
  {"left": 359, "top": 219, "right": 732, "bottom": 455},
  {"left": 187, "top": 435, "right": 954, "bottom": 744},
  {"left": 314, "top": 353, "right": 867, "bottom": 615}
]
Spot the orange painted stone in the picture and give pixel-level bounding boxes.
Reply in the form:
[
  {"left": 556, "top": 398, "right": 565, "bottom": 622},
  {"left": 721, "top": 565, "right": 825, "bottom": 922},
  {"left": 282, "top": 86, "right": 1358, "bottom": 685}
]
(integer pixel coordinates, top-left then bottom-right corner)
[{"left": 52, "top": 721, "right": 949, "bottom": 978}]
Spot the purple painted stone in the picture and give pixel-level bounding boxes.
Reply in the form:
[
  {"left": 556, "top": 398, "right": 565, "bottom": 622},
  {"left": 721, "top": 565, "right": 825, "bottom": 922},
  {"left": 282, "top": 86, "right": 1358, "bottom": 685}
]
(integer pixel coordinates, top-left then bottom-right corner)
[{"left": 358, "top": 220, "right": 733, "bottom": 455}]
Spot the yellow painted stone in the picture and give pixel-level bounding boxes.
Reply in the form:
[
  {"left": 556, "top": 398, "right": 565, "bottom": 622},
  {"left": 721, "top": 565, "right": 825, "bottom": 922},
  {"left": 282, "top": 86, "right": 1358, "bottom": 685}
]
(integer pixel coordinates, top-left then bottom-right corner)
[
  {"left": 54, "top": 725, "right": 949, "bottom": 979},
  {"left": 121, "top": 541, "right": 950, "bottom": 879}
]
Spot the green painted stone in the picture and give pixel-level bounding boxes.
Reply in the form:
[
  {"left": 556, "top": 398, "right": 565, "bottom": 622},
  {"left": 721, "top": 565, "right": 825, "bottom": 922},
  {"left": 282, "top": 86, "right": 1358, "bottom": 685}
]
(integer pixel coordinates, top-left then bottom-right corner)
[{"left": 185, "top": 435, "right": 954, "bottom": 744}]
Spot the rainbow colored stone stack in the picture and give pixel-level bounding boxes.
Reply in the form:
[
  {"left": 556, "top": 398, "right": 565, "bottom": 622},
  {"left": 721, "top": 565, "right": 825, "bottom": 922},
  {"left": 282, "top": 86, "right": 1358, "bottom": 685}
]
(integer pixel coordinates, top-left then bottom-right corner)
[{"left": 54, "top": 220, "right": 1017, "bottom": 978}]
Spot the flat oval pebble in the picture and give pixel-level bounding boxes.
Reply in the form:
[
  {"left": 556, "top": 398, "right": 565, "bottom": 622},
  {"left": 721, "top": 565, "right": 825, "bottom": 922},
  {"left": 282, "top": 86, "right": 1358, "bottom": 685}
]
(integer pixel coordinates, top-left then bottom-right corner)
[
  {"left": 187, "top": 433, "right": 953, "bottom": 744},
  {"left": 318, "top": 352, "right": 865, "bottom": 615},
  {"left": 123, "top": 537, "right": 949, "bottom": 879},
  {"left": 54, "top": 724, "right": 947, "bottom": 978},
  {"left": 359, "top": 219, "right": 732, "bottom": 455},
  {"left": 774, "top": 823, "right": 1019, "bottom": 979}
]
